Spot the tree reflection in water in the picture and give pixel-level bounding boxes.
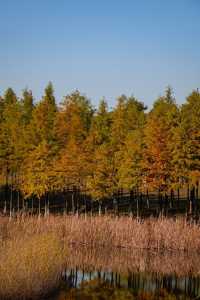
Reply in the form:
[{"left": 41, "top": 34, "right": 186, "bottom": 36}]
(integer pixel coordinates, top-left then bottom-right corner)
[{"left": 51, "top": 246, "right": 200, "bottom": 299}]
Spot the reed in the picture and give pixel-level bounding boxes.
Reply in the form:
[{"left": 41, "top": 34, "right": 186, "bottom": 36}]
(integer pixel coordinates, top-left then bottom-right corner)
[
  {"left": 0, "top": 215, "right": 200, "bottom": 298},
  {"left": 0, "top": 231, "right": 64, "bottom": 299}
]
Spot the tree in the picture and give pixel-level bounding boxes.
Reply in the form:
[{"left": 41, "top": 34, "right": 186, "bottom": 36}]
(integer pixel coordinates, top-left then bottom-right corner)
[
  {"left": 21, "top": 88, "right": 34, "bottom": 125},
  {"left": 0, "top": 88, "right": 24, "bottom": 215},
  {"left": 180, "top": 90, "right": 200, "bottom": 184},
  {"left": 111, "top": 95, "right": 146, "bottom": 192},
  {"left": 0, "top": 88, "right": 23, "bottom": 178},
  {"left": 87, "top": 99, "right": 111, "bottom": 147},
  {"left": 85, "top": 100, "right": 114, "bottom": 201},
  {"left": 28, "top": 82, "right": 57, "bottom": 146},
  {"left": 53, "top": 91, "right": 93, "bottom": 203},
  {"left": 54, "top": 90, "right": 93, "bottom": 149},
  {"left": 118, "top": 129, "right": 144, "bottom": 191},
  {"left": 86, "top": 143, "right": 118, "bottom": 200},
  {"left": 143, "top": 87, "right": 179, "bottom": 193},
  {"left": 21, "top": 141, "right": 53, "bottom": 214}
]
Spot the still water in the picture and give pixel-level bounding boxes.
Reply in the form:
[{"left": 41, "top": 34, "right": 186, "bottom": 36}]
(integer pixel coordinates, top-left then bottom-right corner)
[
  {"left": 51, "top": 247, "right": 200, "bottom": 299},
  {"left": 51, "top": 270, "right": 200, "bottom": 299}
]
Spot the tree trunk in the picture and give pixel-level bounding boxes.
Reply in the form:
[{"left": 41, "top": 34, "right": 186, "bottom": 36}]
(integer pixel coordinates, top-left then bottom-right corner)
[
  {"left": 98, "top": 201, "right": 101, "bottom": 216},
  {"left": 17, "top": 190, "right": 20, "bottom": 214},
  {"left": 9, "top": 175, "right": 13, "bottom": 220},
  {"left": 146, "top": 189, "right": 149, "bottom": 209},
  {"left": 38, "top": 198, "right": 41, "bottom": 217},
  {"left": 72, "top": 192, "right": 75, "bottom": 215}
]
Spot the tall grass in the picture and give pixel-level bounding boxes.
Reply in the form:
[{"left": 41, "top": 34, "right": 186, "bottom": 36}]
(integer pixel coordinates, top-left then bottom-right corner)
[
  {"left": 60, "top": 215, "right": 200, "bottom": 252},
  {"left": 0, "top": 215, "right": 200, "bottom": 298},
  {"left": 0, "top": 230, "right": 64, "bottom": 299},
  {"left": 66, "top": 246, "right": 200, "bottom": 276}
]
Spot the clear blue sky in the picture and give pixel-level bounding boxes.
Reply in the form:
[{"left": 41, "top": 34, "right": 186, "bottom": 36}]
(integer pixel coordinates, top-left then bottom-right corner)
[{"left": 0, "top": 0, "right": 199, "bottom": 108}]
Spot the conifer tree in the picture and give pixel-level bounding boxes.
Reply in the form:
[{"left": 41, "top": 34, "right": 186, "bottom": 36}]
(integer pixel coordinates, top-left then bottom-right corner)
[
  {"left": 0, "top": 89, "right": 24, "bottom": 214},
  {"left": 21, "top": 88, "right": 34, "bottom": 125},
  {"left": 21, "top": 141, "right": 52, "bottom": 214},
  {"left": 85, "top": 99, "right": 114, "bottom": 199},
  {"left": 54, "top": 90, "right": 93, "bottom": 149},
  {"left": 180, "top": 90, "right": 200, "bottom": 184},
  {"left": 53, "top": 91, "right": 93, "bottom": 193},
  {"left": 143, "top": 87, "right": 179, "bottom": 192},
  {"left": 0, "top": 88, "right": 23, "bottom": 178},
  {"left": 118, "top": 129, "right": 144, "bottom": 191},
  {"left": 28, "top": 82, "right": 57, "bottom": 146},
  {"left": 112, "top": 95, "right": 146, "bottom": 192}
]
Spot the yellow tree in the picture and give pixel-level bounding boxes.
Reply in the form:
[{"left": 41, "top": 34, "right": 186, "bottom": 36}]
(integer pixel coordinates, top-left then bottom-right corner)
[
  {"left": 0, "top": 88, "right": 24, "bottom": 215},
  {"left": 53, "top": 91, "right": 93, "bottom": 212},
  {"left": 21, "top": 141, "right": 52, "bottom": 215},
  {"left": 143, "top": 87, "right": 179, "bottom": 194},
  {"left": 181, "top": 90, "right": 200, "bottom": 184}
]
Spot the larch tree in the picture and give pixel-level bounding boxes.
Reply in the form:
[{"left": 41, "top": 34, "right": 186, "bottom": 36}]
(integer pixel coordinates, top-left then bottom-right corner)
[
  {"left": 21, "top": 141, "right": 53, "bottom": 215},
  {"left": 53, "top": 91, "right": 93, "bottom": 194},
  {"left": 28, "top": 82, "right": 57, "bottom": 146},
  {"left": 85, "top": 99, "right": 114, "bottom": 202},
  {"left": 21, "top": 88, "right": 34, "bottom": 125},
  {"left": 180, "top": 90, "right": 200, "bottom": 185},
  {"left": 143, "top": 87, "right": 179, "bottom": 193},
  {"left": 21, "top": 83, "right": 57, "bottom": 212},
  {"left": 0, "top": 88, "right": 23, "bottom": 214}
]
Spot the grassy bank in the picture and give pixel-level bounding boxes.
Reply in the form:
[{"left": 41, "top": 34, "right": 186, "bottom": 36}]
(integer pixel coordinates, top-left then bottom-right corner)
[{"left": 1, "top": 215, "right": 200, "bottom": 298}]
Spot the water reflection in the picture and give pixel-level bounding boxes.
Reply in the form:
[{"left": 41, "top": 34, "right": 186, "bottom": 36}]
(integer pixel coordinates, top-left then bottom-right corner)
[
  {"left": 52, "top": 247, "right": 200, "bottom": 299},
  {"left": 54, "top": 271, "right": 200, "bottom": 299}
]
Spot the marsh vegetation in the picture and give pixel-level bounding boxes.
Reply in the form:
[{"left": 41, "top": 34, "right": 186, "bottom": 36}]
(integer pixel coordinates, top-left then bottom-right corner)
[{"left": 1, "top": 215, "right": 200, "bottom": 299}]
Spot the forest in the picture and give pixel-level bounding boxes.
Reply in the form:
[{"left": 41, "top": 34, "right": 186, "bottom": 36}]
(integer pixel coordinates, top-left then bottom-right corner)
[
  {"left": 0, "top": 83, "right": 200, "bottom": 213},
  {"left": 1, "top": 84, "right": 200, "bottom": 299}
]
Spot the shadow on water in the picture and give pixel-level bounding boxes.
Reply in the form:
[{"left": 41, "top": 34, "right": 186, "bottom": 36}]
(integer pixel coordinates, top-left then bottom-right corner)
[{"left": 50, "top": 247, "right": 200, "bottom": 300}]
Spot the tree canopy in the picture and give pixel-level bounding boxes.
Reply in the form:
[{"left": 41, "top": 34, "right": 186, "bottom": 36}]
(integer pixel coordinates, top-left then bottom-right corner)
[{"left": 0, "top": 84, "right": 199, "bottom": 201}]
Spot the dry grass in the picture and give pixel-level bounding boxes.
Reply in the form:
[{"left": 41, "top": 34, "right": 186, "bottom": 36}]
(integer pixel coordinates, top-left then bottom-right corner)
[
  {"left": 0, "top": 230, "right": 64, "bottom": 299},
  {"left": 66, "top": 246, "right": 200, "bottom": 276},
  {"left": 60, "top": 215, "right": 200, "bottom": 252},
  {"left": 0, "top": 215, "right": 200, "bottom": 298}
]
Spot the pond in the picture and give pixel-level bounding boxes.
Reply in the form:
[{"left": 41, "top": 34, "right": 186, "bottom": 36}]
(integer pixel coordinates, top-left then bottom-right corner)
[
  {"left": 51, "top": 269, "right": 200, "bottom": 299},
  {"left": 50, "top": 247, "right": 200, "bottom": 300}
]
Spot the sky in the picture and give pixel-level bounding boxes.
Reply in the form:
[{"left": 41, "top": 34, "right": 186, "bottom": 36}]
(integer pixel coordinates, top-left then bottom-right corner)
[{"left": 0, "top": 0, "right": 199, "bottom": 109}]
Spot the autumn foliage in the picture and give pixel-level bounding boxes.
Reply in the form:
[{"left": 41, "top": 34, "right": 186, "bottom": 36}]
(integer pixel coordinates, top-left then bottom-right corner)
[{"left": 0, "top": 84, "right": 200, "bottom": 202}]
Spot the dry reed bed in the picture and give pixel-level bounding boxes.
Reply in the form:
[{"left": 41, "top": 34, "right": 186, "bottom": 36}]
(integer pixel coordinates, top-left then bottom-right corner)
[
  {"left": 0, "top": 232, "right": 64, "bottom": 299},
  {"left": 60, "top": 216, "right": 200, "bottom": 252},
  {"left": 1, "top": 215, "right": 200, "bottom": 299},
  {"left": 66, "top": 246, "right": 200, "bottom": 276},
  {"left": 1, "top": 215, "right": 200, "bottom": 252}
]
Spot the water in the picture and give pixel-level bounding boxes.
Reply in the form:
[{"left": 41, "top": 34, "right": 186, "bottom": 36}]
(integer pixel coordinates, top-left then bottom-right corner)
[
  {"left": 51, "top": 269, "right": 200, "bottom": 299},
  {"left": 51, "top": 247, "right": 200, "bottom": 299}
]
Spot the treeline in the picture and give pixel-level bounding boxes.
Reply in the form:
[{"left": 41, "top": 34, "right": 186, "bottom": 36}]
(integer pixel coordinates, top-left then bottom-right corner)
[{"left": 0, "top": 83, "right": 199, "bottom": 204}]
